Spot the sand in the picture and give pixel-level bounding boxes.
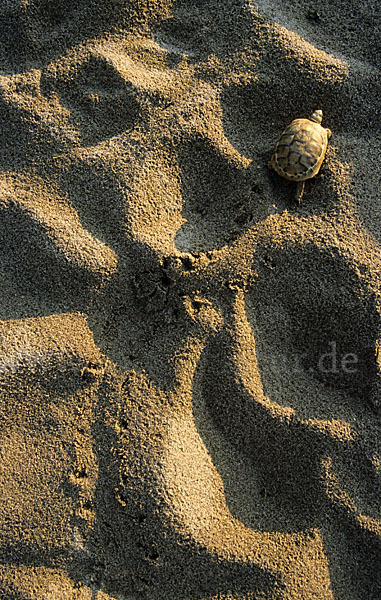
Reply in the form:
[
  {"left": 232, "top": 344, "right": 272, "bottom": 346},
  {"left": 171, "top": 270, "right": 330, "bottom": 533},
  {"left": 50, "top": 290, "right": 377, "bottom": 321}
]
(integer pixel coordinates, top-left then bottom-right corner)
[{"left": 0, "top": 1, "right": 380, "bottom": 598}]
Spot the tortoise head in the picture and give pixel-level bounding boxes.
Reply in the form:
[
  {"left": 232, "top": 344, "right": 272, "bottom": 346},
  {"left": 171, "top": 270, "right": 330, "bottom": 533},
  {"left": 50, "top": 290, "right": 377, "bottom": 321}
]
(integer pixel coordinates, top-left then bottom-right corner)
[{"left": 310, "top": 109, "right": 323, "bottom": 124}]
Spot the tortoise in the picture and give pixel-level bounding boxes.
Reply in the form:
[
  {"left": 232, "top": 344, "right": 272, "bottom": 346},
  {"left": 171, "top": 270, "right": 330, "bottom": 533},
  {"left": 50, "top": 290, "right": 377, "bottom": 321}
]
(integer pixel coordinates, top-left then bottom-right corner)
[{"left": 270, "top": 109, "right": 331, "bottom": 204}]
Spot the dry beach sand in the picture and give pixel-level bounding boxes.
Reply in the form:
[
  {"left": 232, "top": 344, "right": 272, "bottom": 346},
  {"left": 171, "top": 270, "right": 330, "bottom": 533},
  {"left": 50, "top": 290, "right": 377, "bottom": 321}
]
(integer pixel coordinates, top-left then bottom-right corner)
[{"left": 0, "top": 1, "right": 380, "bottom": 598}]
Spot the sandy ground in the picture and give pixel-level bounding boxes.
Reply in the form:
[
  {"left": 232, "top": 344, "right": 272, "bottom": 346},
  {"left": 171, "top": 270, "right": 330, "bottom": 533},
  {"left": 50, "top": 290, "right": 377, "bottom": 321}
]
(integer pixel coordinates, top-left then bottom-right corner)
[{"left": 0, "top": 1, "right": 380, "bottom": 599}]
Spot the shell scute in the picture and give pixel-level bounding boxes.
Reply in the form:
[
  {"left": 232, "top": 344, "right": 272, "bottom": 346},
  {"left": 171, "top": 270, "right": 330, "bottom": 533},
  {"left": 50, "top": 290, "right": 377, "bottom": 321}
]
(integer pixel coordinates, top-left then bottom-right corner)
[
  {"left": 299, "top": 153, "right": 316, "bottom": 169},
  {"left": 311, "top": 130, "right": 324, "bottom": 145},
  {"left": 277, "top": 157, "right": 289, "bottom": 170},
  {"left": 290, "top": 140, "right": 306, "bottom": 155},
  {"left": 288, "top": 151, "right": 300, "bottom": 165},
  {"left": 275, "top": 144, "right": 290, "bottom": 158},
  {"left": 294, "top": 130, "right": 311, "bottom": 143},
  {"left": 286, "top": 164, "right": 300, "bottom": 176},
  {"left": 306, "top": 141, "right": 322, "bottom": 156}
]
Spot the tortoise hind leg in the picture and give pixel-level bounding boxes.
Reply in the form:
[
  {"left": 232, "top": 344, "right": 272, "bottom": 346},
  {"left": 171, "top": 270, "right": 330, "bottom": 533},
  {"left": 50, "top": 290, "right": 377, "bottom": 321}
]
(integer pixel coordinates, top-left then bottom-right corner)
[{"left": 295, "top": 181, "right": 305, "bottom": 205}]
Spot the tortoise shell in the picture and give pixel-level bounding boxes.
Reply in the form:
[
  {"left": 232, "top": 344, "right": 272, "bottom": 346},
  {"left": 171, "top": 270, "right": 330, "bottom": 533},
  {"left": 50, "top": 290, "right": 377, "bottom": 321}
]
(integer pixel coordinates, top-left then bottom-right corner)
[{"left": 271, "top": 109, "right": 331, "bottom": 182}]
